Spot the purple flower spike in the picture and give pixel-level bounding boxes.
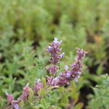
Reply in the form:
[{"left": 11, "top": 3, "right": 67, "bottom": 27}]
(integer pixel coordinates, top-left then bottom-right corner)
[
  {"left": 47, "top": 48, "right": 86, "bottom": 86},
  {"left": 47, "top": 38, "right": 64, "bottom": 75},
  {"left": 70, "top": 48, "right": 86, "bottom": 81},
  {"left": 76, "top": 48, "right": 87, "bottom": 61}
]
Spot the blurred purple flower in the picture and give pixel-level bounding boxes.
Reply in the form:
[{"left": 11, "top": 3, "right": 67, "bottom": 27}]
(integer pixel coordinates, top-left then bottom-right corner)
[
  {"left": 34, "top": 80, "right": 43, "bottom": 94},
  {"left": 47, "top": 37, "right": 64, "bottom": 76},
  {"left": 6, "top": 93, "right": 20, "bottom": 109},
  {"left": 47, "top": 37, "right": 64, "bottom": 64},
  {"left": 70, "top": 48, "right": 86, "bottom": 81},
  {"left": 12, "top": 104, "right": 21, "bottom": 109},
  {"left": 64, "top": 65, "right": 69, "bottom": 71},
  {"left": 47, "top": 76, "right": 60, "bottom": 86},
  {"left": 19, "top": 83, "right": 30, "bottom": 101},
  {"left": 6, "top": 93, "right": 14, "bottom": 104},
  {"left": 47, "top": 48, "right": 86, "bottom": 86},
  {"left": 47, "top": 65, "right": 58, "bottom": 74},
  {"left": 46, "top": 76, "right": 53, "bottom": 86}
]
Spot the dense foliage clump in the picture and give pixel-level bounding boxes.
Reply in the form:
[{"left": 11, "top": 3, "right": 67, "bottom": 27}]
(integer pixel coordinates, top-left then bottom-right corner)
[
  {"left": 88, "top": 75, "right": 109, "bottom": 109},
  {"left": 5, "top": 38, "right": 86, "bottom": 109},
  {"left": 0, "top": 0, "right": 109, "bottom": 109}
]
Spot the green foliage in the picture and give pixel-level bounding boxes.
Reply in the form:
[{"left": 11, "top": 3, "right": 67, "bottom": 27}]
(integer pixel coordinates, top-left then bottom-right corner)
[
  {"left": 16, "top": 81, "right": 82, "bottom": 109},
  {"left": 0, "top": 39, "right": 48, "bottom": 107},
  {"left": 88, "top": 75, "right": 109, "bottom": 109},
  {"left": 0, "top": 0, "right": 109, "bottom": 108}
]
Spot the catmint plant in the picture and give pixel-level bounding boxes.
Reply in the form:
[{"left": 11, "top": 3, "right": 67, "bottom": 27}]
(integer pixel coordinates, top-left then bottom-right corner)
[
  {"left": 46, "top": 39, "right": 86, "bottom": 86},
  {"left": 5, "top": 38, "right": 86, "bottom": 109}
]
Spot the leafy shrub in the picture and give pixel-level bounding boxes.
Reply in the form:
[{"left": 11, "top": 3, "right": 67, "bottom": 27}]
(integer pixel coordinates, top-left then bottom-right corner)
[
  {"left": 0, "top": 0, "right": 109, "bottom": 108},
  {"left": 0, "top": 39, "right": 49, "bottom": 107},
  {"left": 88, "top": 75, "right": 109, "bottom": 109},
  {"left": 3, "top": 38, "right": 86, "bottom": 109}
]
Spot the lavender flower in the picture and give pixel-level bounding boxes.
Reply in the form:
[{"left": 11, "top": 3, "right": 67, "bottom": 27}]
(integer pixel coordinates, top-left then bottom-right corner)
[
  {"left": 70, "top": 48, "right": 86, "bottom": 81},
  {"left": 6, "top": 93, "right": 20, "bottom": 109},
  {"left": 34, "top": 80, "right": 43, "bottom": 94},
  {"left": 47, "top": 37, "right": 64, "bottom": 64},
  {"left": 47, "top": 48, "right": 86, "bottom": 86},
  {"left": 19, "top": 83, "right": 30, "bottom": 101},
  {"left": 47, "top": 76, "right": 60, "bottom": 86},
  {"left": 6, "top": 93, "right": 14, "bottom": 104},
  {"left": 47, "top": 38, "right": 64, "bottom": 75},
  {"left": 5, "top": 84, "right": 30, "bottom": 109},
  {"left": 46, "top": 76, "right": 54, "bottom": 86},
  {"left": 47, "top": 65, "right": 58, "bottom": 74},
  {"left": 76, "top": 48, "right": 86, "bottom": 60}
]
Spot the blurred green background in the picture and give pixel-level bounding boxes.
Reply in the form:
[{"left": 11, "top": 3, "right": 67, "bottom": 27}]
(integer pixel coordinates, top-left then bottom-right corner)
[{"left": 0, "top": 0, "right": 109, "bottom": 108}]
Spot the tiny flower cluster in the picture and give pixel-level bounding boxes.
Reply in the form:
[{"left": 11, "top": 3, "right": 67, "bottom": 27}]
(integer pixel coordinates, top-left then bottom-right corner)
[
  {"left": 34, "top": 80, "right": 43, "bottom": 94},
  {"left": 6, "top": 38, "right": 86, "bottom": 109},
  {"left": 18, "top": 83, "right": 30, "bottom": 101},
  {"left": 6, "top": 93, "right": 20, "bottom": 109},
  {"left": 47, "top": 38, "right": 64, "bottom": 64},
  {"left": 47, "top": 38, "right": 64, "bottom": 75},
  {"left": 47, "top": 47, "right": 86, "bottom": 86}
]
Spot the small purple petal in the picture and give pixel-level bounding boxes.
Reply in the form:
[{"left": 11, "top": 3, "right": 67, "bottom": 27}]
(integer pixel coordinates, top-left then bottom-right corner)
[
  {"left": 19, "top": 83, "right": 30, "bottom": 101},
  {"left": 34, "top": 80, "right": 43, "bottom": 93},
  {"left": 13, "top": 104, "right": 21, "bottom": 109},
  {"left": 6, "top": 93, "right": 14, "bottom": 104},
  {"left": 47, "top": 65, "right": 58, "bottom": 74},
  {"left": 64, "top": 65, "right": 69, "bottom": 71}
]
